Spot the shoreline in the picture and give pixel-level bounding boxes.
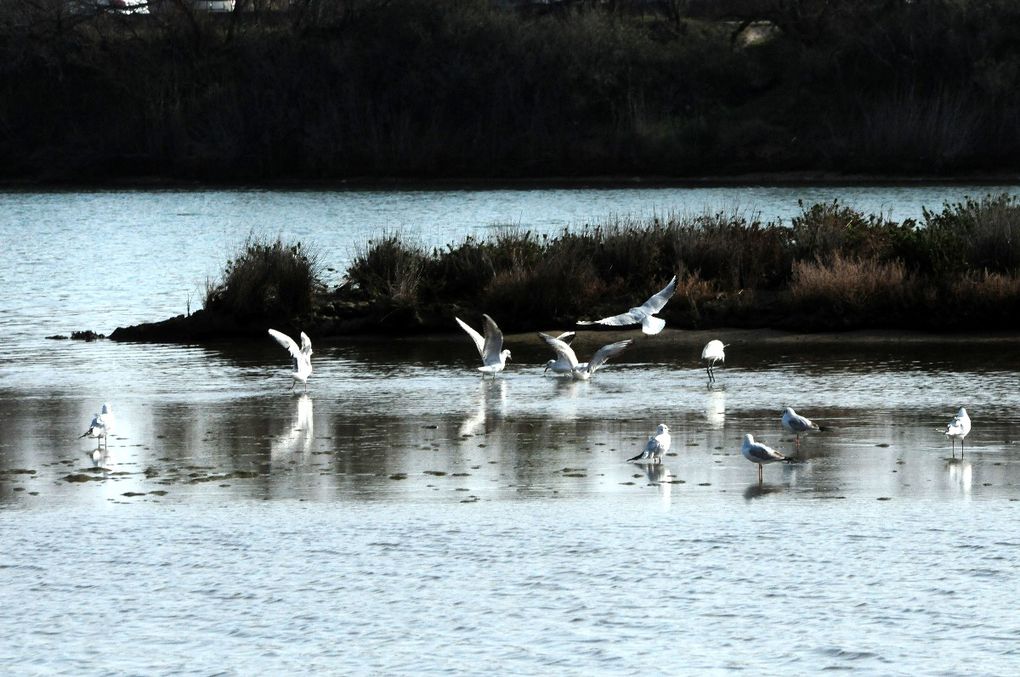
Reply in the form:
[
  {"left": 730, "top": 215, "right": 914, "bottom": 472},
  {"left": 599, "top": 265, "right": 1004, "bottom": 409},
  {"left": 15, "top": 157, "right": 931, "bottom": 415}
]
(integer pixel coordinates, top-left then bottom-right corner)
[
  {"left": 104, "top": 314, "right": 1020, "bottom": 347},
  {"left": 4, "top": 172, "right": 1020, "bottom": 192}
]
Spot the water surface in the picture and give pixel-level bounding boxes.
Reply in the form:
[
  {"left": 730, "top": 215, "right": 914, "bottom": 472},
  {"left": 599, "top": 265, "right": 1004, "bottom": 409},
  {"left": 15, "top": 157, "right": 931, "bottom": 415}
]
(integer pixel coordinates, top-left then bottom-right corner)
[{"left": 2, "top": 186, "right": 1020, "bottom": 673}]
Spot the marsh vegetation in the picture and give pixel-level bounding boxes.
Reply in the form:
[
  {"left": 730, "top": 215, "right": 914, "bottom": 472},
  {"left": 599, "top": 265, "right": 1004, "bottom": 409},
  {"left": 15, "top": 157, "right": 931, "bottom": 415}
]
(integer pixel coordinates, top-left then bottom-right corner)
[{"left": 160, "top": 194, "right": 1020, "bottom": 339}]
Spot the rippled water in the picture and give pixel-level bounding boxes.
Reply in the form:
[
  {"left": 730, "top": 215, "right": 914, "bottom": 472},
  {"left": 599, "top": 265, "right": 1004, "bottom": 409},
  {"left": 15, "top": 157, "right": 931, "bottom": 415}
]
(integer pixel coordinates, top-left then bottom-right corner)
[{"left": 2, "top": 186, "right": 1020, "bottom": 673}]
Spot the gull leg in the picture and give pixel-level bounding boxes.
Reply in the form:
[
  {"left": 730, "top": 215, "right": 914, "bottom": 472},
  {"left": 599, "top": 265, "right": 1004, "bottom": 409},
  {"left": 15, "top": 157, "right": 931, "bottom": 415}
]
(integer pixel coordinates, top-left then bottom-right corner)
[
  {"left": 758, "top": 464, "right": 763, "bottom": 484},
  {"left": 951, "top": 438, "right": 955, "bottom": 459},
  {"left": 961, "top": 438, "right": 965, "bottom": 458}
]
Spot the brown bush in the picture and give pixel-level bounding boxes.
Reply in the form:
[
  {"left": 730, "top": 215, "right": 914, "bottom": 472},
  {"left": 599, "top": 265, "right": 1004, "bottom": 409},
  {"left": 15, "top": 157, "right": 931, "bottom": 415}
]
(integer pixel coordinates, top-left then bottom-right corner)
[{"left": 791, "top": 255, "right": 911, "bottom": 317}]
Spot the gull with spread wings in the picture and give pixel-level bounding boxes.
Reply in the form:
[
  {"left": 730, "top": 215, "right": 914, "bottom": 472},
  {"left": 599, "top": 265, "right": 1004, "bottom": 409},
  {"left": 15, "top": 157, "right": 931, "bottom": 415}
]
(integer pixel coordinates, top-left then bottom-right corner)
[
  {"left": 268, "top": 328, "right": 313, "bottom": 390},
  {"left": 538, "top": 332, "right": 632, "bottom": 380},
  {"left": 455, "top": 314, "right": 512, "bottom": 377},
  {"left": 577, "top": 275, "right": 677, "bottom": 335}
]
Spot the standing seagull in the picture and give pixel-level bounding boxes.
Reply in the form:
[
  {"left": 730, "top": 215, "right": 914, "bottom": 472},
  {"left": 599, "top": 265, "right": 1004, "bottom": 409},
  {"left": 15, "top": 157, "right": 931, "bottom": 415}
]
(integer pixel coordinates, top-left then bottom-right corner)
[
  {"left": 628, "top": 424, "right": 671, "bottom": 463},
  {"left": 79, "top": 403, "right": 114, "bottom": 450},
  {"left": 268, "top": 328, "right": 313, "bottom": 391},
  {"left": 942, "top": 407, "right": 972, "bottom": 458},
  {"left": 538, "top": 333, "right": 632, "bottom": 380},
  {"left": 741, "top": 433, "right": 787, "bottom": 483},
  {"left": 781, "top": 407, "right": 821, "bottom": 447},
  {"left": 455, "top": 314, "right": 512, "bottom": 377},
  {"left": 701, "top": 340, "right": 727, "bottom": 383},
  {"left": 577, "top": 275, "right": 677, "bottom": 335}
]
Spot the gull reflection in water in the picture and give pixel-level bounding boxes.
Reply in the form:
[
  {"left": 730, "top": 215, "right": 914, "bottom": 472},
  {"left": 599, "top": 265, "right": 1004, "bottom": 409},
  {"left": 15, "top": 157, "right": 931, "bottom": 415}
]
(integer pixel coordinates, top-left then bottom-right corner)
[
  {"left": 84, "top": 447, "right": 109, "bottom": 468},
  {"left": 271, "top": 393, "right": 314, "bottom": 456},
  {"left": 643, "top": 463, "right": 674, "bottom": 506},
  {"left": 459, "top": 379, "right": 507, "bottom": 438},
  {"left": 945, "top": 457, "right": 972, "bottom": 495},
  {"left": 705, "top": 388, "right": 726, "bottom": 430},
  {"left": 743, "top": 482, "right": 785, "bottom": 501}
]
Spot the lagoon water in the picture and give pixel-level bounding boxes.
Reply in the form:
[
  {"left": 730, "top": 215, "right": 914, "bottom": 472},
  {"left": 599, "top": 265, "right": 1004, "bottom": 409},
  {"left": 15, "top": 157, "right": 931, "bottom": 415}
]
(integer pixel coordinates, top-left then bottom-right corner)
[{"left": 2, "top": 185, "right": 1020, "bottom": 674}]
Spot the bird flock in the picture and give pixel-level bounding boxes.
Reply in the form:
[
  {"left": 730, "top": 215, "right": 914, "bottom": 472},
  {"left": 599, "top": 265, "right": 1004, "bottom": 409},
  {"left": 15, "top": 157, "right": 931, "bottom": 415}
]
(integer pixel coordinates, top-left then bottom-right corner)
[{"left": 82, "top": 277, "right": 976, "bottom": 484}]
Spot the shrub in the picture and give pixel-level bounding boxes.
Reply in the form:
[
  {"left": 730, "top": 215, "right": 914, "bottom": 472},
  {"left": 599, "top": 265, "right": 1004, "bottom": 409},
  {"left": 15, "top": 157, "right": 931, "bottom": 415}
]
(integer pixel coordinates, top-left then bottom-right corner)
[
  {"left": 922, "top": 194, "right": 1020, "bottom": 274},
  {"left": 790, "top": 255, "right": 911, "bottom": 323},
  {"left": 347, "top": 234, "right": 427, "bottom": 304},
  {"left": 791, "top": 200, "right": 901, "bottom": 263},
  {"left": 669, "top": 213, "right": 791, "bottom": 290},
  {"left": 944, "top": 270, "right": 1020, "bottom": 328},
  {"left": 205, "top": 235, "right": 321, "bottom": 322}
]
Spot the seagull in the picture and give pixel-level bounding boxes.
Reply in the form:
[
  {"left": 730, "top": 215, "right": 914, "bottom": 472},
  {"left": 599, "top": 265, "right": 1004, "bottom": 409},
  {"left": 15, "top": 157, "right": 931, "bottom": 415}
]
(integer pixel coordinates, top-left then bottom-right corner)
[
  {"left": 539, "top": 331, "right": 580, "bottom": 374},
  {"left": 701, "top": 339, "right": 727, "bottom": 383},
  {"left": 942, "top": 407, "right": 972, "bottom": 457},
  {"left": 781, "top": 407, "right": 820, "bottom": 446},
  {"left": 538, "top": 333, "right": 632, "bottom": 380},
  {"left": 455, "top": 314, "right": 511, "bottom": 376},
  {"left": 268, "top": 329, "right": 313, "bottom": 391},
  {"left": 628, "top": 424, "right": 671, "bottom": 463},
  {"left": 741, "top": 433, "right": 787, "bottom": 483},
  {"left": 577, "top": 275, "right": 677, "bottom": 335},
  {"left": 79, "top": 403, "right": 114, "bottom": 450}
]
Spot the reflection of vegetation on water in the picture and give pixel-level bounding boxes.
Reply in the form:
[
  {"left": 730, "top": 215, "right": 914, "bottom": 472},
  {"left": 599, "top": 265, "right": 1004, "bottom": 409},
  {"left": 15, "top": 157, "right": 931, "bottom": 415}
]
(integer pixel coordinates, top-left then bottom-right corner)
[
  {"left": 5, "top": 1, "right": 1020, "bottom": 180},
  {"left": 111, "top": 194, "right": 1020, "bottom": 340}
]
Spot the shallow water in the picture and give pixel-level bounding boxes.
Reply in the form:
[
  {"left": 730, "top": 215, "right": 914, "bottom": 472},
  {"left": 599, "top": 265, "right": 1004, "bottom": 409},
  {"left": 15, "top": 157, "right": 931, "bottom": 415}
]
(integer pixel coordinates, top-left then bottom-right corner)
[{"left": 2, "top": 186, "right": 1020, "bottom": 673}]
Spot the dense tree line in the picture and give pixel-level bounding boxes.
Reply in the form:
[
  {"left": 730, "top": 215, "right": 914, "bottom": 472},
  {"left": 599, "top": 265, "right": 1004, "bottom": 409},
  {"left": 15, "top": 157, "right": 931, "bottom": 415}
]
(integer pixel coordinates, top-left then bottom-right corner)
[{"left": 3, "top": 0, "right": 1020, "bottom": 181}]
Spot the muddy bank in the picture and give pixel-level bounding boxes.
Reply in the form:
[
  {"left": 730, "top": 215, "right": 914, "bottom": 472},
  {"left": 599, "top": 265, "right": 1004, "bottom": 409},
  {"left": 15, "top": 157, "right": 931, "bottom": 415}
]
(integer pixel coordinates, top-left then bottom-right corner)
[{"left": 107, "top": 298, "right": 453, "bottom": 343}]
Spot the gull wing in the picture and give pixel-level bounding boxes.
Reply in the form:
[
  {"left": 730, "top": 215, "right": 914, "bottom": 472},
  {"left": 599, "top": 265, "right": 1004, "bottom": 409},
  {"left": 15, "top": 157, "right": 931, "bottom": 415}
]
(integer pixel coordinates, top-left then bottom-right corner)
[
  {"left": 555, "top": 331, "right": 577, "bottom": 345},
  {"left": 481, "top": 314, "right": 505, "bottom": 366},
  {"left": 701, "top": 340, "right": 726, "bottom": 362},
  {"left": 538, "top": 332, "right": 579, "bottom": 369},
  {"left": 747, "top": 441, "right": 785, "bottom": 463},
  {"left": 268, "top": 329, "right": 303, "bottom": 361},
  {"left": 637, "top": 275, "right": 677, "bottom": 315},
  {"left": 784, "top": 410, "right": 817, "bottom": 433},
  {"left": 631, "top": 431, "right": 669, "bottom": 461},
  {"left": 946, "top": 414, "right": 967, "bottom": 436},
  {"left": 300, "top": 332, "right": 313, "bottom": 358},
  {"left": 585, "top": 339, "right": 632, "bottom": 374},
  {"left": 576, "top": 276, "right": 677, "bottom": 329},
  {"left": 627, "top": 439, "right": 654, "bottom": 462},
  {"left": 577, "top": 308, "right": 646, "bottom": 328},
  {"left": 80, "top": 414, "right": 101, "bottom": 437},
  {"left": 455, "top": 317, "right": 486, "bottom": 358}
]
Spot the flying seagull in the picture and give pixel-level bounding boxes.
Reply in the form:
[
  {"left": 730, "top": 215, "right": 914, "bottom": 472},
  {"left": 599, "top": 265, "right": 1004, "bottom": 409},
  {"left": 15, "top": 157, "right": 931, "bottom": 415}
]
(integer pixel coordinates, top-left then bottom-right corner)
[
  {"left": 538, "top": 332, "right": 632, "bottom": 380},
  {"left": 577, "top": 275, "right": 677, "bottom": 335},
  {"left": 781, "top": 407, "right": 821, "bottom": 446},
  {"left": 455, "top": 314, "right": 512, "bottom": 376},
  {"left": 701, "top": 339, "right": 727, "bottom": 383},
  {"left": 628, "top": 424, "right": 671, "bottom": 463},
  {"left": 268, "top": 328, "right": 313, "bottom": 390},
  {"left": 941, "top": 407, "right": 972, "bottom": 457},
  {"left": 741, "top": 433, "right": 787, "bottom": 483}
]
